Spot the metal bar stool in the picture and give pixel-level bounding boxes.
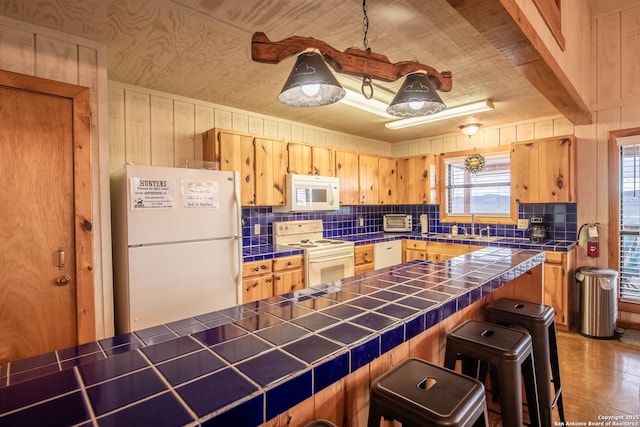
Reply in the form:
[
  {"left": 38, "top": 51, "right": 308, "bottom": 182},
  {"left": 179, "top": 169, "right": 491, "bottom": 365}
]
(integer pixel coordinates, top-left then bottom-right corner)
[
  {"left": 368, "top": 358, "right": 489, "bottom": 427},
  {"left": 486, "top": 298, "right": 566, "bottom": 427},
  {"left": 444, "top": 320, "right": 540, "bottom": 427}
]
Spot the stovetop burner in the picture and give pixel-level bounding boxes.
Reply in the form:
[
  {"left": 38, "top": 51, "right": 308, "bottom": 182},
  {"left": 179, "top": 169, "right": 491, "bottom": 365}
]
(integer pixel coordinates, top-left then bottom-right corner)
[{"left": 273, "top": 220, "right": 354, "bottom": 253}]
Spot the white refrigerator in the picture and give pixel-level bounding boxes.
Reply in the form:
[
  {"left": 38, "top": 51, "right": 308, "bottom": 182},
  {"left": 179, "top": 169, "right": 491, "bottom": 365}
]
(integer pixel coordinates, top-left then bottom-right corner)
[{"left": 111, "top": 164, "right": 242, "bottom": 333}]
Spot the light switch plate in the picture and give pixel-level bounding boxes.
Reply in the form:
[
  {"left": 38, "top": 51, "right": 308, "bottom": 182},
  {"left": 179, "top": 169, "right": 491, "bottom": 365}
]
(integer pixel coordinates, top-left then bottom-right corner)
[
  {"left": 254, "top": 223, "right": 261, "bottom": 235},
  {"left": 359, "top": 218, "right": 364, "bottom": 226},
  {"left": 517, "top": 219, "right": 529, "bottom": 230}
]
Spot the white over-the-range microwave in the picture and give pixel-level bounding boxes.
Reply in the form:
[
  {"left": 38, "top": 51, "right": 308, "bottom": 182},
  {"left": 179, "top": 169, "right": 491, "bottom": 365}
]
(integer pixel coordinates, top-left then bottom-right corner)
[{"left": 272, "top": 173, "right": 340, "bottom": 212}]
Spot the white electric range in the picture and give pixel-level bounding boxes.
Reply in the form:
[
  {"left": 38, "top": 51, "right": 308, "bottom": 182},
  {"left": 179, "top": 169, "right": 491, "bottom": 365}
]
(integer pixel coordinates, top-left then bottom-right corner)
[{"left": 273, "top": 220, "right": 355, "bottom": 287}]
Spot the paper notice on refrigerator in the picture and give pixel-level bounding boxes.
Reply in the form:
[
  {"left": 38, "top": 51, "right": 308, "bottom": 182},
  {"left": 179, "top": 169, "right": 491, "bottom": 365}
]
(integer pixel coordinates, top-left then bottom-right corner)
[
  {"left": 130, "top": 178, "right": 174, "bottom": 210},
  {"left": 182, "top": 179, "right": 218, "bottom": 209}
]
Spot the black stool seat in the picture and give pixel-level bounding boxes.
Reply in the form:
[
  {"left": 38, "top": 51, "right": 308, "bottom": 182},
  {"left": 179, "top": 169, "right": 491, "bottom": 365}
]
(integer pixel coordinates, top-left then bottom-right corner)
[
  {"left": 368, "top": 358, "right": 489, "bottom": 427},
  {"left": 486, "top": 298, "right": 566, "bottom": 427},
  {"left": 444, "top": 320, "right": 540, "bottom": 427}
]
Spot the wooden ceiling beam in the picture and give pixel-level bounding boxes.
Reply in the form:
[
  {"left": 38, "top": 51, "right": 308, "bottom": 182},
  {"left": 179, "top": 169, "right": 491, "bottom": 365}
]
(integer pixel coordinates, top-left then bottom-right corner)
[
  {"left": 251, "top": 32, "right": 452, "bottom": 92},
  {"left": 447, "top": 0, "right": 592, "bottom": 125}
]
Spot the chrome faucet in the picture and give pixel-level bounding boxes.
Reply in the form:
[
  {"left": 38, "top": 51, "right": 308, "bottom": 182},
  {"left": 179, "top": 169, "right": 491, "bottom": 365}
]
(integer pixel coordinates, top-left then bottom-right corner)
[
  {"left": 480, "top": 225, "right": 491, "bottom": 238},
  {"left": 470, "top": 214, "right": 476, "bottom": 236}
]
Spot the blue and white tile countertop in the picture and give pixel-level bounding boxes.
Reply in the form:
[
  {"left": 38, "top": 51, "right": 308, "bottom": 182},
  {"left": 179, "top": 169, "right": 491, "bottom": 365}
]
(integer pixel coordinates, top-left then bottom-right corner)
[
  {"left": 0, "top": 247, "right": 545, "bottom": 427},
  {"left": 242, "top": 231, "right": 574, "bottom": 262}
]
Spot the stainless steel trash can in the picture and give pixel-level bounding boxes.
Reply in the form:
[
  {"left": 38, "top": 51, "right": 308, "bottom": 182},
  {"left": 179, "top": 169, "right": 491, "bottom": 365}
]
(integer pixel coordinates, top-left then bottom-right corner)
[{"left": 575, "top": 267, "right": 618, "bottom": 338}]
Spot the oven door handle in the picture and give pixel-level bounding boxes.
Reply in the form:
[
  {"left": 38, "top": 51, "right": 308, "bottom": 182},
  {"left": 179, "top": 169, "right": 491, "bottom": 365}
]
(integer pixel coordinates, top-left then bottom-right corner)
[{"left": 308, "top": 254, "right": 353, "bottom": 263}]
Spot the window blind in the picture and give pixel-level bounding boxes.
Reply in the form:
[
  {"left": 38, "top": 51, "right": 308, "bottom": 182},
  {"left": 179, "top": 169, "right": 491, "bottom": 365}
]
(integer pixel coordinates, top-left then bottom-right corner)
[{"left": 619, "top": 144, "right": 640, "bottom": 302}]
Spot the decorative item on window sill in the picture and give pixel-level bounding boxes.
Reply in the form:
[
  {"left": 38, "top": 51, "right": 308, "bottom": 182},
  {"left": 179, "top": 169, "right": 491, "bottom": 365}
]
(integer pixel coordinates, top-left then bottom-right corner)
[
  {"left": 464, "top": 153, "right": 486, "bottom": 174},
  {"left": 250, "top": 0, "right": 451, "bottom": 117}
]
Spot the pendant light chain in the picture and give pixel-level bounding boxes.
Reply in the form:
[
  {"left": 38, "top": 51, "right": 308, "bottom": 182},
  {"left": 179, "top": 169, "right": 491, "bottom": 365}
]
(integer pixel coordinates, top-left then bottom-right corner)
[
  {"left": 361, "top": 0, "right": 374, "bottom": 99},
  {"left": 362, "top": 0, "right": 369, "bottom": 50}
]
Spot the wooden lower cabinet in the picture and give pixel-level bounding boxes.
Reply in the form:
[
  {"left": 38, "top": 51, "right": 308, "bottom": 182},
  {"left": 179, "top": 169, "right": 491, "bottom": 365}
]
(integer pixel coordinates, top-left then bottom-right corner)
[
  {"left": 242, "top": 260, "right": 273, "bottom": 303},
  {"left": 403, "top": 240, "right": 427, "bottom": 262},
  {"left": 273, "top": 255, "right": 304, "bottom": 295},
  {"left": 242, "top": 255, "right": 304, "bottom": 303},
  {"left": 543, "top": 249, "right": 575, "bottom": 329},
  {"left": 402, "top": 240, "right": 479, "bottom": 262},
  {"left": 427, "top": 242, "right": 477, "bottom": 261},
  {"left": 354, "top": 244, "right": 374, "bottom": 274}
]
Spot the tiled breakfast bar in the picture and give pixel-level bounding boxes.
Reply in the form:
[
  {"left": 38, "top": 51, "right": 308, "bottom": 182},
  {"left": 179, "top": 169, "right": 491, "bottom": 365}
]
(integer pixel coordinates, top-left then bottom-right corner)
[{"left": 0, "top": 247, "right": 546, "bottom": 427}]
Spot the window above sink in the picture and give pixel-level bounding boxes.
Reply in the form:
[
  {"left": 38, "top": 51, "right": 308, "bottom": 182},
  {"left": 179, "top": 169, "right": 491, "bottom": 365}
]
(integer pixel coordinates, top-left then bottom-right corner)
[{"left": 438, "top": 147, "right": 517, "bottom": 226}]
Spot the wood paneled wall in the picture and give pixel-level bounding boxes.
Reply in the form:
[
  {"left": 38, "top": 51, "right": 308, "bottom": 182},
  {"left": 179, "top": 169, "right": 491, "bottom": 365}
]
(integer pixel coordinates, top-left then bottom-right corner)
[
  {"left": 582, "top": 1, "right": 640, "bottom": 324},
  {"left": 390, "top": 115, "right": 575, "bottom": 157},
  {"left": 107, "top": 82, "right": 393, "bottom": 173},
  {"left": 0, "top": 16, "right": 113, "bottom": 338}
]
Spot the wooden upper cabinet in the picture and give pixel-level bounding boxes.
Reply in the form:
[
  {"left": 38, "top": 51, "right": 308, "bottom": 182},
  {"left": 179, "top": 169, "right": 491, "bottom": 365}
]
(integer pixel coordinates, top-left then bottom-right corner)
[
  {"left": 397, "top": 155, "right": 439, "bottom": 204},
  {"left": 254, "top": 137, "right": 287, "bottom": 206},
  {"left": 287, "top": 142, "right": 312, "bottom": 175},
  {"left": 203, "top": 129, "right": 255, "bottom": 205},
  {"left": 359, "top": 154, "right": 379, "bottom": 204},
  {"left": 312, "top": 146, "right": 335, "bottom": 176},
  {"left": 378, "top": 156, "right": 397, "bottom": 205},
  {"left": 335, "top": 149, "right": 359, "bottom": 205},
  {"left": 203, "top": 128, "right": 288, "bottom": 207},
  {"left": 287, "top": 142, "right": 334, "bottom": 176},
  {"left": 511, "top": 135, "right": 576, "bottom": 203}
]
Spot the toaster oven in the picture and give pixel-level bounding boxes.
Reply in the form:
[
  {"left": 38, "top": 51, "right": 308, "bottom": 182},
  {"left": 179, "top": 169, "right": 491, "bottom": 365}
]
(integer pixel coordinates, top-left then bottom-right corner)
[{"left": 383, "top": 214, "right": 412, "bottom": 232}]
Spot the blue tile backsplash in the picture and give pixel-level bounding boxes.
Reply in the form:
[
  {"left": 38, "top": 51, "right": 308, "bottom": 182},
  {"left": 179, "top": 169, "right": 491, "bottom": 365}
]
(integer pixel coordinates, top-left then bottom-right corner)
[{"left": 241, "top": 203, "right": 577, "bottom": 248}]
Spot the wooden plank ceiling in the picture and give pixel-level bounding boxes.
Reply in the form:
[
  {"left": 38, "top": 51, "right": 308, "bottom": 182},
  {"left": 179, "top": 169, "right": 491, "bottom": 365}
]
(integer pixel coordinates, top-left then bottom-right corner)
[{"left": 0, "top": 0, "right": 571, "bottom": 142}]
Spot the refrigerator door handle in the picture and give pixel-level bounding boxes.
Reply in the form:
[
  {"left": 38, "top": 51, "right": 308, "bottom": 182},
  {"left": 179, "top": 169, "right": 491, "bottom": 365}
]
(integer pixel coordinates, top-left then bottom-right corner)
[{"left": 232, "top": 171, "right": 243, "bottom": 305}]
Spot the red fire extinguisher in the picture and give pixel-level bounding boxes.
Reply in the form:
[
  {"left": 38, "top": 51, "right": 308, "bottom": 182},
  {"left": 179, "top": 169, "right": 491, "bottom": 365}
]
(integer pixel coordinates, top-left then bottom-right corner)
[{"left": 586, "top": 223, "right": 599, "bottom": 258}]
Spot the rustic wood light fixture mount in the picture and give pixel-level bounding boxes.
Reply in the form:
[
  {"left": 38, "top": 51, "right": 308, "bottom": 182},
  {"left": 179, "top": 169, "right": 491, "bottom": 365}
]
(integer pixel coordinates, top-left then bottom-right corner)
[{"left": 251, "top": 32, "right": 453, "bottom": 92}]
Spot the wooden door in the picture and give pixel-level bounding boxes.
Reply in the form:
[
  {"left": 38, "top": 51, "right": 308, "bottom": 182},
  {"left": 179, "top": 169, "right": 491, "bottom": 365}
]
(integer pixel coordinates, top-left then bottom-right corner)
[
  {"left": 428, "top": 154, "right": 440, "bottom": 204},
  {"left": 273, "top": 269, "right": 304, "bottom": 295},
  {"left": 335, "top": 150, "right": 359, "bottom": 205},
  {"left": 287, "top": 142, "right": 312, "bottom": 175},
  {"left": 0, "top": 87, "right": 76, "bottom": 363},
  {"left": 242, "top": 275, "right": 271, "bottom": 303},
  {"left": 397, "top": 157, "right": 415, "bottom": 204},
  {"left": 538, "top": 137, "right": 574, "bottom": 202},
  {"left": 378, "top": 156, "right": 397, "bottom": 205},
  {"left": 255, "top": 137, "right": 287, "bottom": 206},
  {"left": 358, "top": 154, "right": 379, "bottom": 204},
  {"left": 217, "top": 130, "right": 255, "bottom": 205},
  {"left": 311, "top": 146, "right": 334, "bottom": 176},
  {"left": 510, "top": 142, "right": 538, "bottom": 203}
]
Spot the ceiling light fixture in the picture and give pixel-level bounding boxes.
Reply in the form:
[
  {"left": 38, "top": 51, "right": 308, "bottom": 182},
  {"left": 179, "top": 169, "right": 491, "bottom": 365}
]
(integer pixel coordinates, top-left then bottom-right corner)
[
  {"left": 460, "top": 123, "right": 481, "bottom": 136},
  {"left": 338, "top": 88, "right": 394, "bottom": 118},
  {"left": 251, "top": 0, "right": 451, "bottom": 116},
  {"left": 386, "top": 72, "right": 446, "bottom": 117},
  {"left": 385, "top": 100, "right": 494, "bottom": 130},
  {"left": 277, "top": 50, "right": 346, "bottom": 106}
]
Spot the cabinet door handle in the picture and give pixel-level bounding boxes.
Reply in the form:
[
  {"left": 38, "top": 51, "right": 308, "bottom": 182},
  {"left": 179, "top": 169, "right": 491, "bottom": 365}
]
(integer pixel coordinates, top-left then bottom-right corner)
[{"left": 58, "top": 246, "right": 65, "bottom": 270}]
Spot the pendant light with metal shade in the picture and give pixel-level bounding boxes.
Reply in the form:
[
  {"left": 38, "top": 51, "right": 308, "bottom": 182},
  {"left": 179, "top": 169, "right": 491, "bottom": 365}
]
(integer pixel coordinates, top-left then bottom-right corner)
[
  {"left": 277, "top": 51, "right": 345, "bottom": 107},
  {"left": 251, "top": 0, "right": 452, "bottom": 114},
  {"left": 386, "top": 72, "right": 446, "bottom": 117}
]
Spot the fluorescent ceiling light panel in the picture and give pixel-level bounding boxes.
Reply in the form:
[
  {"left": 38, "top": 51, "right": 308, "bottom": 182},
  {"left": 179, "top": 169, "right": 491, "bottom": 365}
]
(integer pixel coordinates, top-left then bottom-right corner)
[
  {"left": 338, "top": 88, "right": 394, "bottom": 119},
  {"left": 385, "top": 100, "right": 494, "bottom": 130}
]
